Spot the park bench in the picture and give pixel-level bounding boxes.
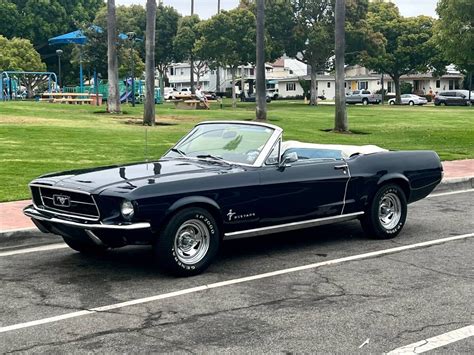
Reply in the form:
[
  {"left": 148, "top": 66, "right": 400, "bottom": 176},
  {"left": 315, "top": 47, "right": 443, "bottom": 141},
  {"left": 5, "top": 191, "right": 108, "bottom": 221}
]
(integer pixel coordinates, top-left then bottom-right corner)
[
  {"left": 173, "top": 99, "right": 211, "bottom": 110},
  {"left": 40, "top": 92, "right": 100, "bottom": 105}
]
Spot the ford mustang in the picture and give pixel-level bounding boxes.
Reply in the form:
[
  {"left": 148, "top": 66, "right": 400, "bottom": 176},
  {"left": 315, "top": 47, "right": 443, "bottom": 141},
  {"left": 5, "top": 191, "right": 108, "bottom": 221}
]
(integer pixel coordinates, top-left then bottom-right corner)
[{"left": 24, "top": 121, "right": 443, "bottom": 276}]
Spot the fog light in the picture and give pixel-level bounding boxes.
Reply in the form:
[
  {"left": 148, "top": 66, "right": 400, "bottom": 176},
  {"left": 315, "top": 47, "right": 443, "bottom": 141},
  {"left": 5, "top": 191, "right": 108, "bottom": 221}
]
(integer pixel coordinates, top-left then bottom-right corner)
[{"left": 121, "top": 200, "right": 135, "bottom": 220}]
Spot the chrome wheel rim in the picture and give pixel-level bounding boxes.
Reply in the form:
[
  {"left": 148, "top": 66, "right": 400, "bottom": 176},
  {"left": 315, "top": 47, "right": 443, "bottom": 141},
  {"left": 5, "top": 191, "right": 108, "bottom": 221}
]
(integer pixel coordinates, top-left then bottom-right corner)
[
  {"left": 174, "top": 219, "right": 210, "bottom": 265},
  {"left": 378, "top": 192, "right": 402, "bottom": 230}
]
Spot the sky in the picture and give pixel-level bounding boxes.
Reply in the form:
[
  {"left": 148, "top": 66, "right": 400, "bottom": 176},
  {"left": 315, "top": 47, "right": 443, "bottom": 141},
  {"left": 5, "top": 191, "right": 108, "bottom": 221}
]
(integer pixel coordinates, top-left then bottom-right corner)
[{"left": 116, "top": 0, "right": 439, "bottom": 19}]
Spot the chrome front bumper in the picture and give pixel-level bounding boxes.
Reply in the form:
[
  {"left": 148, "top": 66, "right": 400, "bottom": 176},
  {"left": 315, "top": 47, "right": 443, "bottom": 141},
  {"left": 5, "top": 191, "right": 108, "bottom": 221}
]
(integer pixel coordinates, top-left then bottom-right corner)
[{"left": 23, "top": 205, "right": 151, "bottom": 230}]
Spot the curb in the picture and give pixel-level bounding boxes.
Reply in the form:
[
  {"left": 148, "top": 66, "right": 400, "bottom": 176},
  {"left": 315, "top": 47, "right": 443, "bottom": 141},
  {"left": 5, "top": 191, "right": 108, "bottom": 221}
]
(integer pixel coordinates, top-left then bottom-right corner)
[
  {"left": 1, "top": 177, "right": 472, "bottom": 245},
  {"left": 433, "top": 177, "right": 474, "bottom": 193}
]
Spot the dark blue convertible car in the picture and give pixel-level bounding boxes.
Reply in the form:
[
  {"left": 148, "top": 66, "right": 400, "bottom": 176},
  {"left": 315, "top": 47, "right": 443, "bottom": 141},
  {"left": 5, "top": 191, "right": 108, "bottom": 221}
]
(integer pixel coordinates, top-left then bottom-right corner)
[{"left": 24, "top": 121, "right": 443, "bottom": 276}]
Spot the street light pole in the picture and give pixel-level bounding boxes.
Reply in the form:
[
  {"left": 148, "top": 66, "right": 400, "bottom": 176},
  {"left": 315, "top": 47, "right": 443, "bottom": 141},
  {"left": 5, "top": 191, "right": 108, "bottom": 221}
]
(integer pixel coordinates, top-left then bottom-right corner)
[
  {"left": 56, "top": 49, "right": 63, "bottom": 91},
  {"left": 127, "top": 32, "right": 136, "bottom": 107}
]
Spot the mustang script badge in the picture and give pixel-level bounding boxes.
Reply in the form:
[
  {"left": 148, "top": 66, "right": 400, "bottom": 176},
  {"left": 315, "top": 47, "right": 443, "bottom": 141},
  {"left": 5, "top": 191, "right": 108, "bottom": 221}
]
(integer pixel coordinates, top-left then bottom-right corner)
[{"left": 53, "top": 194, "right": 71, "bottom": 207}]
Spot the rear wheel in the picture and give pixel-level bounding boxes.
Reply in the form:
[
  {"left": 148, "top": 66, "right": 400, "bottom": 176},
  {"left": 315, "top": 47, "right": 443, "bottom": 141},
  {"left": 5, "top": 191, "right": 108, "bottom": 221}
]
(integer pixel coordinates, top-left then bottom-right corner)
[
  {"left": 361, "top": 184, "right": 407, "bottom": 239},
  {"left": 409, "top": 101, "right": 414, "bottom": 106},
  {"left": 154, "top": 207, "right": 220, "bottom": 276},
  {"left": 389, "top": 100, "right": 395, "bottom": 105},
  {"left": 362, "top": 98, "right": 369, "bottom": 105}
]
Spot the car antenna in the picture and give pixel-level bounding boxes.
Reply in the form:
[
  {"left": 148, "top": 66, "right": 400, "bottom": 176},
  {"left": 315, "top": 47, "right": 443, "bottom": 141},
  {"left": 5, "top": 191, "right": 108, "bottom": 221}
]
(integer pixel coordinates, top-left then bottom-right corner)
[{"left": 145, "top": 127, "right": 148, "bottom": 163}]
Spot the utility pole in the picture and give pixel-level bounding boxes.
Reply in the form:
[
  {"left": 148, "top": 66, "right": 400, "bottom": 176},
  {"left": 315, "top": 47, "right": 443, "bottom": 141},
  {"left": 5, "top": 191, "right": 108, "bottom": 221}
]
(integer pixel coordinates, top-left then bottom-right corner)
[
  {"left": 56, "top": 49, "right": 63, "bottom": 91},
  {"left": 190, "top": 0, "right": 195, "bottom": 94},
  {"left": 215, "top": 0, "right": 221, "bottom": 94}
]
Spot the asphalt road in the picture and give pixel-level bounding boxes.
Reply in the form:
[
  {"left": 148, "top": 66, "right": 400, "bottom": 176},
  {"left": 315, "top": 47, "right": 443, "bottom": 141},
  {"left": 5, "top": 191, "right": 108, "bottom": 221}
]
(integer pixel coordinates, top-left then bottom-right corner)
[{"left": 0, "top": 190, "right": 473, "bottom": 354}]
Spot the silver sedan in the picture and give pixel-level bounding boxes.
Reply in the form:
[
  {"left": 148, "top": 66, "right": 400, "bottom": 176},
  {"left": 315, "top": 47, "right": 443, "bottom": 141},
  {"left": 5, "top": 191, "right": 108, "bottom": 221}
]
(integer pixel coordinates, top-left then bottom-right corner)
[{"left": 388, "top": 94, "right": 428, "bottom": 106}]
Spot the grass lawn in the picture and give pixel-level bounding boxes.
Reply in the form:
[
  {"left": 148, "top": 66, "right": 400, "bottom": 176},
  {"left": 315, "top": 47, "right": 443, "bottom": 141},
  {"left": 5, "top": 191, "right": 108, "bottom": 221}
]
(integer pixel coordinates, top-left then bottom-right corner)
[{"left": 0, "top": 100, "right": 473, "bottom": 202}]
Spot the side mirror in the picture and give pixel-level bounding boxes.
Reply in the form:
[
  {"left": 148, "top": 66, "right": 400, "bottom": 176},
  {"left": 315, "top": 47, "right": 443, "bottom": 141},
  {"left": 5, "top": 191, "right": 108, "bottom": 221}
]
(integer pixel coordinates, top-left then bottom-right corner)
[{"left": 279, "top": 152, "right": 298, "bottom": 168}]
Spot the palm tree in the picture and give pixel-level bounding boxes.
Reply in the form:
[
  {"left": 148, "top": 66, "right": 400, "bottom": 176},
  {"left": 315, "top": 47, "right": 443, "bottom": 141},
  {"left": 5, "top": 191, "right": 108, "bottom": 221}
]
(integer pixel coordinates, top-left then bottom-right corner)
[
  {"left": 107, "top": 0, "right": 120, "bottom": 113},
  {"left": 334, "top": 0, "right": 348, "bottom": 132},
  {"left": 143, "top": 0, "right": 157, "bottom": 126},
  {"left": 255, "top": 0, "right": 267, "bottom": 121}
]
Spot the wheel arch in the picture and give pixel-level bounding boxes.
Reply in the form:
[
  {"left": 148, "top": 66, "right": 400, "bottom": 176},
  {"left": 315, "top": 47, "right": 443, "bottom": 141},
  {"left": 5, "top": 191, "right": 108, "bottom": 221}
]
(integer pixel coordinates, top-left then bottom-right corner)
[
  {"left": 376, "top": 174, "right": 411, "bottom": 201},
  {"left": 160, "top": 196, "right": 223, "bottom": 237}
]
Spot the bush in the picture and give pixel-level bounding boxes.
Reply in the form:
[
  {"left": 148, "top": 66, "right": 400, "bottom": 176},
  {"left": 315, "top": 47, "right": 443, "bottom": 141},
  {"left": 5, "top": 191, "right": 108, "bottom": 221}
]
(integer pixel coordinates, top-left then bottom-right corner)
[{"left": 400, "top": 82, "right": 413, "bottom": 95}]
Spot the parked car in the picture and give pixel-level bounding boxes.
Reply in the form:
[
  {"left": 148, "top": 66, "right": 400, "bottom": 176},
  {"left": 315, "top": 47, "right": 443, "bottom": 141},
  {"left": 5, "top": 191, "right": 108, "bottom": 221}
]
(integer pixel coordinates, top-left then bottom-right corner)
[
  {"left": 388, "top": 94, "right": 428, "bottom": 106},
  {"left": 24, "top": 121, "right": 442, "bottom": 276},
  {"left": 203, "top": 91, "right": 217, "bottom": 100},
  {"left": 434, "top": 90, "right": 474, "bottom": 106},
  {"left": 346, "top": 90, "right": 382, "bottom": 105},
  {"left": 174, "top": 87, "right": 192, "bottom": 98},
  {"left": 163, "top": 87, "right": 178, "bottom": 100},
  {"left": 240, "top": 91, "right": 272, "bottom": 103},
  {"left": 266, "top": 89, "right": 279, "bottom": 100}
]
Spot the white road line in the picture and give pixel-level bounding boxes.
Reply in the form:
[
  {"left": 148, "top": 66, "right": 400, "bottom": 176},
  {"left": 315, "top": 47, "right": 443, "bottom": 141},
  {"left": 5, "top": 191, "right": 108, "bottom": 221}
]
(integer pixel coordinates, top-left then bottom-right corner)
[
  {"left": 428, "top": 189, "right": 473, "bottom": 198},
  {"left": 387, "top": 324, "right": 474, "bottom": 354},
  {"left": 0, "top": 232, "right": 472, "bottom": 334},
  {"left": 0, "top": 243, "right": 68, "bottom": 257}
]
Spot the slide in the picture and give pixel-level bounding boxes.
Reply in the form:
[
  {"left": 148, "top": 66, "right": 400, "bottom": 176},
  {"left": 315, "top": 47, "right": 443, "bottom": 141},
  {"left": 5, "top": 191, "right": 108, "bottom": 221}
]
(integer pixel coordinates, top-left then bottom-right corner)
[{"left": 120, "top": 90, "right": 132, "bottom": 103}]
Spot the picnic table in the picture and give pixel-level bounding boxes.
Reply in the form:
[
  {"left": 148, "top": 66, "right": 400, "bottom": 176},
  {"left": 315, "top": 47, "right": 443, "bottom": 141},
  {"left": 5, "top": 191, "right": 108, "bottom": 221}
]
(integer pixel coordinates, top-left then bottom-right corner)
[{"left": 40, "top": 92, "right": 102, "bottom": 105}]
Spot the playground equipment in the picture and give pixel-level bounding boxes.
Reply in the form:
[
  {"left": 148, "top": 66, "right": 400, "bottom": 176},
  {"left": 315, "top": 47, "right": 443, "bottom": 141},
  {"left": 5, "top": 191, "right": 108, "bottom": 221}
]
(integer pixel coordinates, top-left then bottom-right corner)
[
  {"left": 62, "top": 78, "right": 161, "bottom": 104},
  {"left": 1, "top": 71, "right": 58, "bottom": 100}
]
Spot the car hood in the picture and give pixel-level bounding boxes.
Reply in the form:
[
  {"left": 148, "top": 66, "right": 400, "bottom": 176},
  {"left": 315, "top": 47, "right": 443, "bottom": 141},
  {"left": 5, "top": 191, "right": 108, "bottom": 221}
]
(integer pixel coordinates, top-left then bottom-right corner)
[{"left": 32, "top": 158, "right": 242, "bottom": 194}]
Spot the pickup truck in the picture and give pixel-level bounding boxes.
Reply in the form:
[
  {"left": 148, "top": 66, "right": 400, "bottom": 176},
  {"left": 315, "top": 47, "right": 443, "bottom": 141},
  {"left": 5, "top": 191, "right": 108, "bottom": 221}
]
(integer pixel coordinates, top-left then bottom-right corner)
[{"left": 346, "top": 90, "right": 382, "bottom": 105}]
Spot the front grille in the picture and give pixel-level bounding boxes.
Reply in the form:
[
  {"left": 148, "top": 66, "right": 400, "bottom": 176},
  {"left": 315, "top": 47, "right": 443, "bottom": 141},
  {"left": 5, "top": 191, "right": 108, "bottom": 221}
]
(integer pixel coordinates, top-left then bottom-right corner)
[{"left": 31, "top": 185, "right": 100, "bottom": 220}]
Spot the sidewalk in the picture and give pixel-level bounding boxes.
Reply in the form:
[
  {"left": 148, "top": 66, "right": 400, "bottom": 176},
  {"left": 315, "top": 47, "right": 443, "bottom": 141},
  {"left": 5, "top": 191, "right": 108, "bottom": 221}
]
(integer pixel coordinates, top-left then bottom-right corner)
[{"left": 1, "top": 159, "right": 473, "bottom": 236}]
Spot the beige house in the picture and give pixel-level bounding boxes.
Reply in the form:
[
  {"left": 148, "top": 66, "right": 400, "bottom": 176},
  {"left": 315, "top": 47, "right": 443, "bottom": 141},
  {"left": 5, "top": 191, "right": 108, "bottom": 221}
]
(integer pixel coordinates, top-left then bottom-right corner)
[{"left": 277, "top": 65, "right": 464, "bottom": 99}]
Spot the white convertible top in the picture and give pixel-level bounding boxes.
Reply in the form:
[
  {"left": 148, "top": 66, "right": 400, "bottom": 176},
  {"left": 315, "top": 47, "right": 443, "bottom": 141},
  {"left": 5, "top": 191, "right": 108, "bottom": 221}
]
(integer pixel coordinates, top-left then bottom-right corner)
[{"left": 281, "top": 140, "right": 387, "bottom": 159}]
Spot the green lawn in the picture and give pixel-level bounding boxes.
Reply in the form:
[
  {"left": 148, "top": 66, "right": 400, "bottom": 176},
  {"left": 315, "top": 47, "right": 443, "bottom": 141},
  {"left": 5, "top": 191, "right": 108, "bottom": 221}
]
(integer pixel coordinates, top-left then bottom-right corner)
[{"left": 0, "top": 100, "right": 473, "bottom": 202}]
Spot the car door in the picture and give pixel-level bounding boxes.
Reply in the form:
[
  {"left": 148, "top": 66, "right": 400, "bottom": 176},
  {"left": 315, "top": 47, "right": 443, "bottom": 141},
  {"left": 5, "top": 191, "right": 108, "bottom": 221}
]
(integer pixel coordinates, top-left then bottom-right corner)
[
  {"left": 257, "top": 155, "right": 349, "bottom": 228},
  {"left": 347, "top": 90, "right": 359, "bottom": 103}
]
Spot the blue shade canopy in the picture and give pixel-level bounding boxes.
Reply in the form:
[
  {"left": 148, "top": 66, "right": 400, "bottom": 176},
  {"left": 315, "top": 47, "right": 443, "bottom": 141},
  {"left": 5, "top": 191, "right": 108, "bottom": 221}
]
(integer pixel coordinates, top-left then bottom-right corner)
[
  {"left": 49, "top": 26, "right": 130, "bottom": 45},
  {"left": 48, "top": 30, "right": 87, "bottom": 45}
]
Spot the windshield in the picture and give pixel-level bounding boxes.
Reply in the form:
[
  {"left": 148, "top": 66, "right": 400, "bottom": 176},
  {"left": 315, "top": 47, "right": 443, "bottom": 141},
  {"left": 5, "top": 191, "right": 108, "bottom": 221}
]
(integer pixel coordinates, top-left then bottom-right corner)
[{"left": 164, "top": 123, "right": 275, "bottom": 165}]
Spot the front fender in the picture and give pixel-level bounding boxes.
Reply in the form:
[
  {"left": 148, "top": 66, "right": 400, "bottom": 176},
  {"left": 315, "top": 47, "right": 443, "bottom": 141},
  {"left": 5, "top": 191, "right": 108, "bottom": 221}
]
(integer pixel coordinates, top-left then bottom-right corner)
[{"left": 166, "top": 196, "right": 221, "bottom": 217}]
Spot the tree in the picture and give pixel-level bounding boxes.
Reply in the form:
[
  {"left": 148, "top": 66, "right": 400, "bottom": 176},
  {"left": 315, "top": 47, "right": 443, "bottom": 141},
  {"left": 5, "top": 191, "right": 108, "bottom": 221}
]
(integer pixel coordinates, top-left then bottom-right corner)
[
  {"left": 107, "top": 0, "right": 121, "bottom": 113},
  {"left": 0, "top": 35, "right": 47, "bottom": 97},
  {"left": 293, "top": 0, "right": 334, "bottom": 106},
  {"left": 255, "top": 0, "right": 267, "bottom": 120},
  {"left": 362, "top": 2, "right": 441, "bottom": 104},
  {"left": 143, "top": 0, "right": 156, "bottom": 126},
  {"left": 196, "top": 8, "right": 256, "bottom": 108},
  {"left": 173, "top": 15, "right": 201, "bottom": 92},
  {"left": 155, "top": 4, "right": 181, "bottom": 101},
  {"left": 436, "top": 0, "right": 474, "bottom": 99},
  {"left": 334, "top": 0, "right": 347, "bottom": 132}
]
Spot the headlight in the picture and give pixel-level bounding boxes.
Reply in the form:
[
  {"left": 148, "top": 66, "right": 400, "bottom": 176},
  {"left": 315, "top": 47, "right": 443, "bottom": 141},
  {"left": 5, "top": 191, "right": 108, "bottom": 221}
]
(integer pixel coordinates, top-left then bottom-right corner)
[{"left": 120, "top": 200, "right": 135, "bottom": 220}]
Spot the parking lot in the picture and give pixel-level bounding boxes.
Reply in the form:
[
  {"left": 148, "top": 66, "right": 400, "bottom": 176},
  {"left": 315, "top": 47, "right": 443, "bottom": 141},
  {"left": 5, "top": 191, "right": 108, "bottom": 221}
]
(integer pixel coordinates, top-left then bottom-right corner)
[{"left": 0, "top": 189, "right": 472, "bottom": 353}]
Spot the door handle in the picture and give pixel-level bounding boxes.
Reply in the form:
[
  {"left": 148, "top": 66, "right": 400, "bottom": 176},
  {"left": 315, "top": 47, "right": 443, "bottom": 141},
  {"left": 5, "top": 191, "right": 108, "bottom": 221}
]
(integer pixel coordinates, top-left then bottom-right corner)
[{"left": 334, "top": 164, "right": 348, "bottom": 170}]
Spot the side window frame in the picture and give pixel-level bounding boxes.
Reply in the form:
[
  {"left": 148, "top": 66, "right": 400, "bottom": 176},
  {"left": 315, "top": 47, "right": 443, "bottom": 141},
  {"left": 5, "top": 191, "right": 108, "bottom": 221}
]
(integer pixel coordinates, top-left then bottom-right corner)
[{"left": 264, "top": 135, "right": 282, "bottom": 166}]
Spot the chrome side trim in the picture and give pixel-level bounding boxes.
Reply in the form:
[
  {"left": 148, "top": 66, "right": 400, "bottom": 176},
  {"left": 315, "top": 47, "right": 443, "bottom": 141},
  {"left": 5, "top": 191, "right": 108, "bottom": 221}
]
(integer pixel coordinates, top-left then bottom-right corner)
[
  {"left": 24, "top": 207, "right": 150, "bottom": 230},
  {"left": 224, "top": 212, "right": 364, "bottom": 240},
  {"left": 341, "top": 161, "right": 351, "bottom": 215}
]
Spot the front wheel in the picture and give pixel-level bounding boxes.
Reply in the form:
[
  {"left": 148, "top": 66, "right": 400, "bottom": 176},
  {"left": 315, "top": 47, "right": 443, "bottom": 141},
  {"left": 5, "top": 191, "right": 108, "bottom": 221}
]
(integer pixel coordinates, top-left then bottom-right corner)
[
  {"left": 154, "top": 207, "right": 220, "bottom": 276},
  {"left": 362, "top": 99, "right": 369, "bottom": 105},
  {"left": 409, "top": 101, "right": 414, "bottom": 106},
  {"left": 361, "top": 184, "right": 407, "bottom": 239},
  {"left": 389, "top": 100, "right": 395, "bottom": 105}
]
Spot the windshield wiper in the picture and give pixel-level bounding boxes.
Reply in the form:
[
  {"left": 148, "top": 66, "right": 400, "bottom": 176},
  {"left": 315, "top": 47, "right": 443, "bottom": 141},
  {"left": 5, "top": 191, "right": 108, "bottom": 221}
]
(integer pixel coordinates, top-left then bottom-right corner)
[
  {"left": 170, "top": 148, "right": 187, "bottom": 157},
  {"left": 196, "top": 154, "right": 231, "bottom": 165}
]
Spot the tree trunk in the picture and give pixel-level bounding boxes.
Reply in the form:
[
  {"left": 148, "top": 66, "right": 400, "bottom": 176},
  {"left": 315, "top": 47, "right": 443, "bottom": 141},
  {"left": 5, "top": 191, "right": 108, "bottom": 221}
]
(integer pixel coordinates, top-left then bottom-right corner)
[
  {"left": 159, "top": 68, "right": 165, "bottom": 103},
  {"left": 255, "top": 0, "right": 267, "bottom": 120},
  {"left": 231, "top": 68, "right": 237, "bottom": 109},
  {"left": 334, "top": 0, "right": 348, "bottom": 132},
  {"left": 393, "top": 74, "right": 401, "bottom": 104},
  {"left": 190, "top": 57, "right": 195, "bottom": 94},
  {"left": 107, "top": 0, "right": 121, "bottom": 113},
  {"left": 309, "top": 66, "right": 318, "bottom": 106},
  {"left": 143, "top": 0, "right": 156, "bottom": 126}
]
